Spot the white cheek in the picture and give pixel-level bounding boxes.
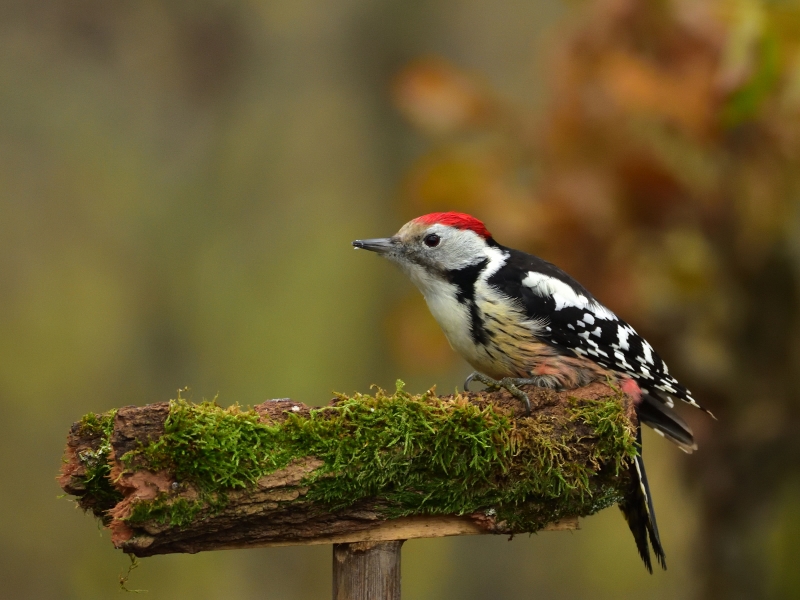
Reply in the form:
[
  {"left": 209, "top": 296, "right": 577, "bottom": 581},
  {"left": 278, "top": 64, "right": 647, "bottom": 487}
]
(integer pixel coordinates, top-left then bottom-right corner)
[{"left": 427, "top": 226, "right": 489, "bottom": 271}]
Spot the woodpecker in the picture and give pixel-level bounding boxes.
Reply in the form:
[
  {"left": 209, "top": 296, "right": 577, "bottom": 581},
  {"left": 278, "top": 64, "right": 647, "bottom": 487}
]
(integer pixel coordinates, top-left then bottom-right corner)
[{"left": 353, "top": 211, "right": 713, "bottom": 573}]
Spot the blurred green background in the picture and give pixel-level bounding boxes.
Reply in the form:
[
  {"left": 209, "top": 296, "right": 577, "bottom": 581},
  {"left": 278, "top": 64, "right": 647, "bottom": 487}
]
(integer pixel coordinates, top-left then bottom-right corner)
[{"left": 3, "top": 0, "right": 800, "bottom": 598}]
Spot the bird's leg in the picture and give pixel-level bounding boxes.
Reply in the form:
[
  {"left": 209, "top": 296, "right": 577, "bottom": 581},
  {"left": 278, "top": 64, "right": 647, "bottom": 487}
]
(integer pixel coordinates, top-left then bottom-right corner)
[
  {"left": 463, "top": 371, "right": 490, "bottom": 391},
  {"left": 463, "top": 372, "right": 532, "bottom": 415}
]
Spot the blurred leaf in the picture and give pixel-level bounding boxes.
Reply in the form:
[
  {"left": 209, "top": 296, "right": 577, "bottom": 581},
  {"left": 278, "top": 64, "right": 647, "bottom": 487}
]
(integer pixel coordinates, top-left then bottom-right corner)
[
  {"left": 600, "top": 50, "right": 717, "bottom": 136},
  {"left": 402, "top": 147, "right": 499, "bottom": 211},
  {"left": 721, "top": 29, "right": 781, "bottom": 127},
  {"left": 392, "top": 58, "right": 493, "bottom": 135}
]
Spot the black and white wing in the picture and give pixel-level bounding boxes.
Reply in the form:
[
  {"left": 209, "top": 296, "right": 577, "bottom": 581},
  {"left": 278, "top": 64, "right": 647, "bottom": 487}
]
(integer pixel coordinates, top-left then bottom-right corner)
[{"left": 488, "top": 247, "right": 709, "bottom": 415}]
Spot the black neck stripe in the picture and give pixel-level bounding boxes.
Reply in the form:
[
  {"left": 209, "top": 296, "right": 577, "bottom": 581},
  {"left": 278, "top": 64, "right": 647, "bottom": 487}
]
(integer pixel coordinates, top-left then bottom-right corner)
[{"left": 446, "top": 259, "right": 489, "bottom": 345}]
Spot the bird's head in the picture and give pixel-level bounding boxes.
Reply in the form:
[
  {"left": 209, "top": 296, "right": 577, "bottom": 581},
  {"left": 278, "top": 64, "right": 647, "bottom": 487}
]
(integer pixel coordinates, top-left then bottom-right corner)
[{"left": 353, "top": 212, "right": 495, "bottom": 291}]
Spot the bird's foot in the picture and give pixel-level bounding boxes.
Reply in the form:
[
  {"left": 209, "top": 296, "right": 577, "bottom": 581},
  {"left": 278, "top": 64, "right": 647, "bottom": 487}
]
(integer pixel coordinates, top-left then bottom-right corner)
[{"left": 463, "top": 372, "right": 532, "bottom": 415}]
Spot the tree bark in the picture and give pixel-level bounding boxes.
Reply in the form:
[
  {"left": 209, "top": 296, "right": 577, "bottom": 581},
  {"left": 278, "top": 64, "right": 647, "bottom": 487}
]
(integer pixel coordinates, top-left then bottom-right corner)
[{"left": 333, "top": 541, "right": 403, "bottom": 600}]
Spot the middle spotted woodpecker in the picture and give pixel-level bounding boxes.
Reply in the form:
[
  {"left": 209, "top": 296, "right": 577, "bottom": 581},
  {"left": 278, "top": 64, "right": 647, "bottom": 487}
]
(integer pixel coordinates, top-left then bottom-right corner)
[{"left": 353, "top": 211, "right": 714, "bottom": 573}]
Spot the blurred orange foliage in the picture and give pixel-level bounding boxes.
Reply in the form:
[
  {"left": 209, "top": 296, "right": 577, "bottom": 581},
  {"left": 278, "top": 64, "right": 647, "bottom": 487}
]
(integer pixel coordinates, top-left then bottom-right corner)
[
  {"left": 390, "top": 1, "right": 800, "bottom": 595},
  {"left": 393, "top": 57, "right": 494, "bottom": 134},
  {"left": 390, "top": 0, "right": 800, "bottom": 386}
]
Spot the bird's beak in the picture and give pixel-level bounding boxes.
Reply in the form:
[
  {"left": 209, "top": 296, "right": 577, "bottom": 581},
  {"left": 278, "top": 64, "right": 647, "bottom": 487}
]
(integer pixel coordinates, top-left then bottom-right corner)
[{"left": 352, "top": 237, "right": 394, "bottom": 254}]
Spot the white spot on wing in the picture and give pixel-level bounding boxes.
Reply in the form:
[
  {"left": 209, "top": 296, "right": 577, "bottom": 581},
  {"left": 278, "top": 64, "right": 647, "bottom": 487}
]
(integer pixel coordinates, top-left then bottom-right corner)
[
  {"left": 614, "top": 350, "right": 634, "bottom": 371},
  {"left": 641, "top": 341, "right": 654, "bottom": 365},
  {"left": 590, "top": 303, "right": 617, "bottom": 320},
  {"left": 521, "top": 272, "right": 617, "bottom": 320},
  {"left": 616, "top": 325, "right": 631, "bottom": 351},
  {"left": 522, "top": 272, "right": 583, "bottom": 309}
]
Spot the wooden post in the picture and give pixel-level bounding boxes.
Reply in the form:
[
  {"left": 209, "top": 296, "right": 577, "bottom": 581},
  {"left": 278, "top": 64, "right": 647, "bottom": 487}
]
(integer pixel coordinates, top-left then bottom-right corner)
[{"left": 333, "top": 540, "right": 403, "bottom": 600}]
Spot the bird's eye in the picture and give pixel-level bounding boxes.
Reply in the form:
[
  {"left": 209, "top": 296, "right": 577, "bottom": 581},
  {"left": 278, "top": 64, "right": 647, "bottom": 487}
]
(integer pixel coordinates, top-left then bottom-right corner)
[{"left": 423, "top": 233, "right": 441, "bottom": 248}]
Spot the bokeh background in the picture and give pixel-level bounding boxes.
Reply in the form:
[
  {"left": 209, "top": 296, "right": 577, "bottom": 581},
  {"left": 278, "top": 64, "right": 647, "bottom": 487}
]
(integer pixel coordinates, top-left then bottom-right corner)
[{"left": 2, "top": 0, "right": 800, "bottom": 598}]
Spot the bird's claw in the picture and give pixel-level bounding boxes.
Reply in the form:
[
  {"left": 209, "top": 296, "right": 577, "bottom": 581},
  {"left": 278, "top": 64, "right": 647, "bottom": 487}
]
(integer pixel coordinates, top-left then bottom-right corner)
[
  {"left": 463, "top": 372, "right": 532, "bottom": 415},
  {"left": 463, "top": 372, "right": 480, "bottom": 391},
  {"left": 500, "top": 378, "right": 532, "bottom": 416}
]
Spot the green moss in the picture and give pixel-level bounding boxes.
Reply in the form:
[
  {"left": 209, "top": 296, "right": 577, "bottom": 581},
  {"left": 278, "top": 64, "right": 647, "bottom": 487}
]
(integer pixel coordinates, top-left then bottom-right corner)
[
  {"left": 74, "top": 409, "right": 123, "bottom": 515},
  {"left": 126, "top": 400, "right": 293, "bottom": 489},
  {"left": 118, "top": 382, "right": 637, "bottom": 532},
  {"left": 126, "top": 494, "right": 214, "bottom": 528},
  {"left": 568, "top": 393, "right": 639, "bottom": 476}
]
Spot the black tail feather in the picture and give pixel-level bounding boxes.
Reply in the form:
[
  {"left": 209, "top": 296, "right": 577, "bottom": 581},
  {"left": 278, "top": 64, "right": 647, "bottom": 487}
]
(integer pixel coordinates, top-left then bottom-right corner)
[
  {"left": 618, "top": 424, "right": 666, "bottom": 573},
  {"left": 638, "top": 393, "right": 697, "bottom": 453}
]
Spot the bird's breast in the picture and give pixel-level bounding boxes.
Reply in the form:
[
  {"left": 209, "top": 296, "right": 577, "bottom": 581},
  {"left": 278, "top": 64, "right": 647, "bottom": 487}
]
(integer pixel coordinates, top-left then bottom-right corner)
[
  {"left": 422, "top": 282, "right": 479, "bottom": 361},
  {"left": 422, "top": 279, "right": 548, "bottom": 378},
  {"left": 472, "top": 287, "right": 552, "bottom": 375}
]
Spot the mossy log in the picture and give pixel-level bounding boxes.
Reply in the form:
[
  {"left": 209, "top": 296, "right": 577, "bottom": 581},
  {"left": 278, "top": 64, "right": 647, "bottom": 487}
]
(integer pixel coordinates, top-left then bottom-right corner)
[{"left": 59, "top": 382, "right": 638, "bottom": 558}]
